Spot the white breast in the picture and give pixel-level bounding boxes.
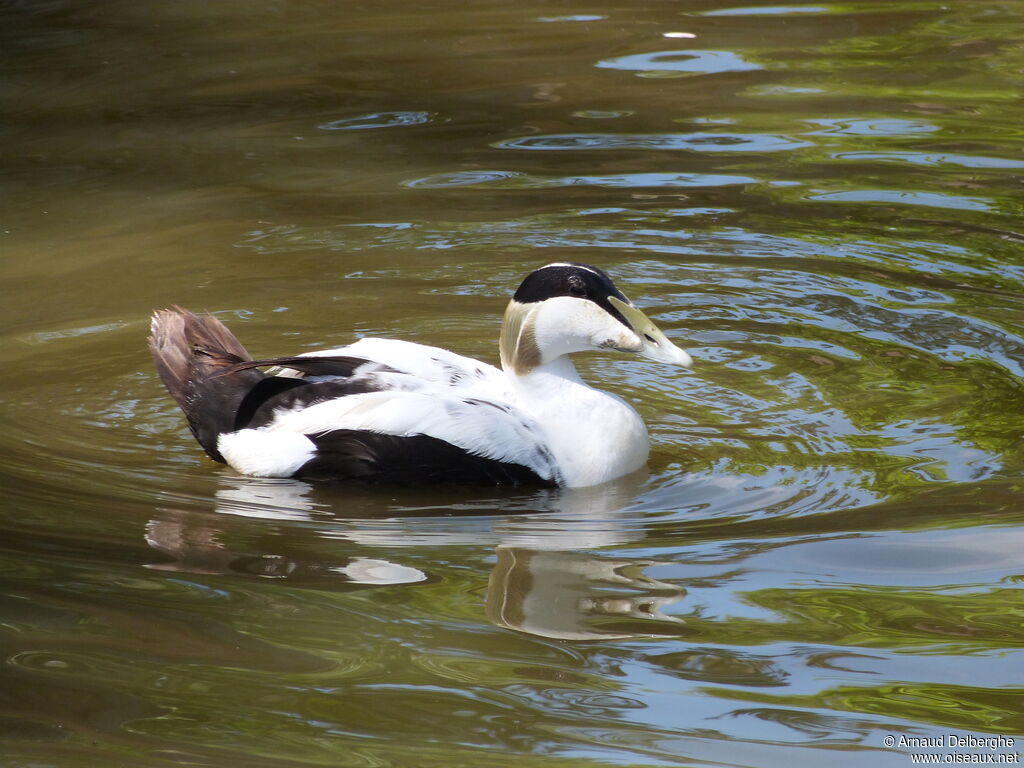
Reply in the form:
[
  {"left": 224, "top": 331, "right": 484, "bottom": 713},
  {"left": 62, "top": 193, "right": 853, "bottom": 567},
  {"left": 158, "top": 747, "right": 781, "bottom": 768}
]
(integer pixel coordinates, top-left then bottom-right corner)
[{"left": 506, "top": 362, "right": 650, "bottom": 488}]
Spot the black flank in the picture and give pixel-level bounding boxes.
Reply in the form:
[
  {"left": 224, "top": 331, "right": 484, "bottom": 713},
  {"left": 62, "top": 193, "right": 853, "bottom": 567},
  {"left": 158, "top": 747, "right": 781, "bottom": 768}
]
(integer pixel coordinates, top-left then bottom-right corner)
[{"left": 295, "top": 430, "right": 555, "bottom": 487}]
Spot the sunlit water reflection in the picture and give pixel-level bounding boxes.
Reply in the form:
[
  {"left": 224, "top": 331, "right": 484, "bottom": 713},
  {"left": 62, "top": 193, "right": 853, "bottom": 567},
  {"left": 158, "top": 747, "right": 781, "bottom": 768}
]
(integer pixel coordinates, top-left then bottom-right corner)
[{"left": 2, "top": 0, "right": 1024, "bottom": 766}]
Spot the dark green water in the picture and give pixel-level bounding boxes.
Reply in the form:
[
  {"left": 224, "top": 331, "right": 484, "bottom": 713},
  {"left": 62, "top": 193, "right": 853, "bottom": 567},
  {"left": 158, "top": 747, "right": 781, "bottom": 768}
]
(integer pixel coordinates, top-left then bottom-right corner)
[{"left": 2, "top": 1, "right": 1024, "bottom": 766}]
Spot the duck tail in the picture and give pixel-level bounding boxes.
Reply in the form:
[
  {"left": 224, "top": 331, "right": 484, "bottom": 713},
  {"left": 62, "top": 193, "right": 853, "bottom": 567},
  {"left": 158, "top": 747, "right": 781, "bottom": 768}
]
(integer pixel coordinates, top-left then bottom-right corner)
[{"left": 148, "top": 307, "right": 266, "bottom": 463}]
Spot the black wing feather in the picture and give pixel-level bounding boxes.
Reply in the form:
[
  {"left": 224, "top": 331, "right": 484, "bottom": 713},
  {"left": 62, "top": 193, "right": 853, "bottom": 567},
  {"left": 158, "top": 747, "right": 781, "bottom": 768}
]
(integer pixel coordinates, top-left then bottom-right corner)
[
  {"left": 221, "top": 356, "right": 397, "bottom": 378},
  {"left": 239, "top": 378, "right": 388, "bottom": 431}
]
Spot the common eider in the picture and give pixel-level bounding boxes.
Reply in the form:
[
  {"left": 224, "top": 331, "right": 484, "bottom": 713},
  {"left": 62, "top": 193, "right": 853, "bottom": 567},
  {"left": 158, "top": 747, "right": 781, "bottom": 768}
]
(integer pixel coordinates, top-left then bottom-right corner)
[{"left": 149, "top": 262, "right": 692, "bottom": 488}]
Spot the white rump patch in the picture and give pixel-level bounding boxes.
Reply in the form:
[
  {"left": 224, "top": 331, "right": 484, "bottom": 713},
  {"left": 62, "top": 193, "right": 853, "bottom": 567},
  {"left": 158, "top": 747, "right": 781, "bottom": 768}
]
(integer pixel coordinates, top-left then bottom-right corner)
[{"left": 218, "top": 429, "right": 316, "bottom": 477}]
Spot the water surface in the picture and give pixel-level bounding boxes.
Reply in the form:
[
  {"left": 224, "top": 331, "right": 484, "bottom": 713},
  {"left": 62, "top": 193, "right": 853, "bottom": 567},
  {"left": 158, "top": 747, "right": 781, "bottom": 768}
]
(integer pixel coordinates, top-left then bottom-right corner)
[{"left": 2, "top": 1, "right": 1024, "bottom": 766}]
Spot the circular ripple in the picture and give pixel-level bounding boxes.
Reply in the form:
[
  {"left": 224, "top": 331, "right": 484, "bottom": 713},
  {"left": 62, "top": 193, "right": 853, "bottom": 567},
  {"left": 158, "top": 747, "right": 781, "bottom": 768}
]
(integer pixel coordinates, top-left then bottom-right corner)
[
  {"left": 319, "top": 111, "right": 439, "bottom": 131},
  {"left": 403, "top": 170, "right": 523, "bottom": 188}
]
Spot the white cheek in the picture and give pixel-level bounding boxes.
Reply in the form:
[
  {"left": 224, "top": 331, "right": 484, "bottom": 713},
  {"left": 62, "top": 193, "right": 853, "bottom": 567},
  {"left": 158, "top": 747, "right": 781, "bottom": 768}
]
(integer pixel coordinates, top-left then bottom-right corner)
[
  {"left": 534, "top": 297, "right": 640, "bottom": 356},
  {"left": 570, "top": 300, "right": 640, "bottom": 350}
]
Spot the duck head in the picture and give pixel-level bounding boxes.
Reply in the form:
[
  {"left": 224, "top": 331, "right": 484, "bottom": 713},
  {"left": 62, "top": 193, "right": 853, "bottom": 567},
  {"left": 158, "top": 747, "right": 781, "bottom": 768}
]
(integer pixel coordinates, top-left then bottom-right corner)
[{"left": 499, "top": 262, "right": 693, "bottom": 375}]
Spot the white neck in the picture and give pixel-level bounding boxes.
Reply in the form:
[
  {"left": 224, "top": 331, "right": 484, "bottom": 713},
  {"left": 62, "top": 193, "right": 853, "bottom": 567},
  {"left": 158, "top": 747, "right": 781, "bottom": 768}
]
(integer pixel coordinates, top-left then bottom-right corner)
[
  {"left": 505, "top": 354, "right": 649, "bottom": 487},
  {"left": 511, "top": 354, "right": 583, "bottom": 385}
]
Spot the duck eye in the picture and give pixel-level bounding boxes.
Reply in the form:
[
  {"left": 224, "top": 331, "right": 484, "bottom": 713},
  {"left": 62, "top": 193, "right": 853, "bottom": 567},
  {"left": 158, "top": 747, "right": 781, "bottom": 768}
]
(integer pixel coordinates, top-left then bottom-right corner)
[{"left": 567, "top": 277, "right": 586, "bottom": 297}]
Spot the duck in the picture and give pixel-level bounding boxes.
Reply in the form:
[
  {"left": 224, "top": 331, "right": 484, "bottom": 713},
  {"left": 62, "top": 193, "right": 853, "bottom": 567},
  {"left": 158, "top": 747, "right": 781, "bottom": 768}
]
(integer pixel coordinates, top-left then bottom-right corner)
[{"left": 148, "top": 262, "right": 692, "bottom": 488}]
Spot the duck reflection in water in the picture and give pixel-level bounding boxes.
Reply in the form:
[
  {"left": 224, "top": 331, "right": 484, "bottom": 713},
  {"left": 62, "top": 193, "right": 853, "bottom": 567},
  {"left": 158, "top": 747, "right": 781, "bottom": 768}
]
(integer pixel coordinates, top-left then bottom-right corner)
[{"left": 145, "top": 472, "right": 687, "bottom": 640}]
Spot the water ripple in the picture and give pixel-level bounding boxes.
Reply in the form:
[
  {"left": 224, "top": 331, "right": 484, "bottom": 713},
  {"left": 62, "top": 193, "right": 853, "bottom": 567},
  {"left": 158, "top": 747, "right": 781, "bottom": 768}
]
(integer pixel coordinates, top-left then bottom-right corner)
[
  {"left": 807, "top": 118, "right": 940, "bottom": 137},
  {"left": 404, "top": 170, "right": 757, "bottom": 189},
  {"left": 833, "top": 151, "right": 1024, "bottom": 170},
  {"left": 319, "top": 111, "right": 440, "bottom": 131},
  {"left": 493, "top": 132, "right": 810, "bottom": 152},
  {"left": 807, "top": 189, "right": 994, "bottom": 213},
  {"left": 597, "top": 49, "right": 762, "bottom": 76},
  {"left": 703, "top": 5, "right": 832, "bottom": 15}
]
